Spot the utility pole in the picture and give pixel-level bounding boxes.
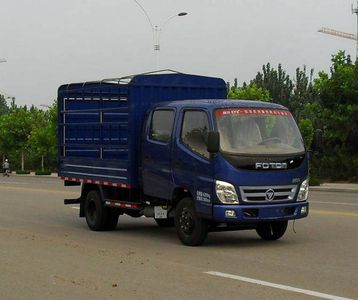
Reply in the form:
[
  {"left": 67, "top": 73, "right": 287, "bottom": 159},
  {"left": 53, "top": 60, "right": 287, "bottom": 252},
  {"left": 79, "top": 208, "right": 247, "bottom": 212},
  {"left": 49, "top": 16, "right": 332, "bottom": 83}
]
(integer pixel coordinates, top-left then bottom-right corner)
[{"left": 353, "top": 1, "right": 358, "bottom": 58}]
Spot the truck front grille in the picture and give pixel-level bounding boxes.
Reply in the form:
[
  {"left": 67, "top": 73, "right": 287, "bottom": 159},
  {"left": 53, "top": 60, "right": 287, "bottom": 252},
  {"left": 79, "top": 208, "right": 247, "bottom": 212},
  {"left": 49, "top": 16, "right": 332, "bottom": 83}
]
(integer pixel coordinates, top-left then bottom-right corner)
[{"left": 239, "top": 185, "right": 297, "bottom": 203}]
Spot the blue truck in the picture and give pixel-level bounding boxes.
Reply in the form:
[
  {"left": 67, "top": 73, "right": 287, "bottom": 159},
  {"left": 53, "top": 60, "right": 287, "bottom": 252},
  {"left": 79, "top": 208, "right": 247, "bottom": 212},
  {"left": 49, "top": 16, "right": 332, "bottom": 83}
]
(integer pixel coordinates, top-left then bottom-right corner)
[{"left": 58, "top": 71, "right": 318, "bottom": 246}]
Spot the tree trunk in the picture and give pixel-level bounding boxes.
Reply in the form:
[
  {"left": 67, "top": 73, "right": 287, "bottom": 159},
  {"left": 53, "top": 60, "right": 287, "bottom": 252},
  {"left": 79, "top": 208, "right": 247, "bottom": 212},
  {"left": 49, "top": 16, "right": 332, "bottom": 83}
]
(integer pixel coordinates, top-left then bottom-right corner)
[
  {"left": 41, "top": 155, "right": 44, "bottom": 171},
  {"left": 21, "top": 151, "right": 24, "bottom": 171}
]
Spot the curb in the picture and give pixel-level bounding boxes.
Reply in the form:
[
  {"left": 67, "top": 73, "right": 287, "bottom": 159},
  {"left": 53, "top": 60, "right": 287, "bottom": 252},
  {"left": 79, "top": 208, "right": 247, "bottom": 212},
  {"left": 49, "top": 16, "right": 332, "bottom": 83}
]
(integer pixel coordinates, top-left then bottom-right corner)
[{"left": 9, "top": 173, "right": 59, "bottom": 179}]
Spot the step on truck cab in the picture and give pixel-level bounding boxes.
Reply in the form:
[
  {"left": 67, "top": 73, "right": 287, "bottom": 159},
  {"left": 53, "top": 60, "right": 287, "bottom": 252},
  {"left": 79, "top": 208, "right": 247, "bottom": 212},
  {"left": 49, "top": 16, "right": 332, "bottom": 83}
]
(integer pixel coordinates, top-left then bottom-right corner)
[{"left": 58, "top": 70, "right": 314, "bottom": 246}]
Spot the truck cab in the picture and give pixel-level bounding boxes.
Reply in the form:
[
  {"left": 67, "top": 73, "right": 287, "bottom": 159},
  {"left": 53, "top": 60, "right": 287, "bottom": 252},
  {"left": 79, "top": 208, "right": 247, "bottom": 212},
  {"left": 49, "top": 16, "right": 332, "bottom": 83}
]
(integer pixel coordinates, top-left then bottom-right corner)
[{"left": 141, "top": 100, "right": 309, "bottom": 245}]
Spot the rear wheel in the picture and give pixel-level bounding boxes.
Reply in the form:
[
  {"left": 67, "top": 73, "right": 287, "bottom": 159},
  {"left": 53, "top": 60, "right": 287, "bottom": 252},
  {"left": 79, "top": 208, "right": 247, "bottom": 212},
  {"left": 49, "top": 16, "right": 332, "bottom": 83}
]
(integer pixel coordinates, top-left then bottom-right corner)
[
  {"left": 256, "top": 221, "right": 288, "bottom": 240},
  {"left": 85, "top": 190, "right": 118, "bottom": 231},
  {"left": 155, "top": 218, "right": 174, "bottom": 227},
  {"left": 175, "top": 197, "right": 208, "bottom": 246}
]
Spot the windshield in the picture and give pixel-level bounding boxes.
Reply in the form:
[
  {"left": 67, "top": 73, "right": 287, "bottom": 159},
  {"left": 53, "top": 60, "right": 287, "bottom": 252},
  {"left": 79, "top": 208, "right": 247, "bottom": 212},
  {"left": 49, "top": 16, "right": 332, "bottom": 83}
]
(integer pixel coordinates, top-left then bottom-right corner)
[{"left": 215, "top": 108, "right": 305, "bottom": 155}]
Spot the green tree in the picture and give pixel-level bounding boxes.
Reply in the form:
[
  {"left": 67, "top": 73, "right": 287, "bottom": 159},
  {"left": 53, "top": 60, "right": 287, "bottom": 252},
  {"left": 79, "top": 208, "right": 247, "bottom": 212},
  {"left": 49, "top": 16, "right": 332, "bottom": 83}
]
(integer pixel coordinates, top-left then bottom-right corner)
[
  {"left": 0, "top": 107, "right": 46, "bottom": 170},
  {"left": 0, "top": 94, "right": 9, "bottom": 115},
  {"left": 251, "top": 64, "right": 316, "bottom": 120},
  {"left": 228, "top": 84, "right": 271, "bottom": 101},
  {"left": 299, "top": 118, "right": 314, "bottom": 148},
  {"left": 251, "top": 63, "right": 293, "bottom": 108},
  {"left": 314, "top": 51, "right": 358, "bottom": 152},
  {"left": 309, "top": 51, "right": 358, "bottom": 180},
  {"left": 290, "top": 66, "right": 315, "bottom": 120},
  {"left": 27, "top": 102, "right": 57, "bottom": 171}
]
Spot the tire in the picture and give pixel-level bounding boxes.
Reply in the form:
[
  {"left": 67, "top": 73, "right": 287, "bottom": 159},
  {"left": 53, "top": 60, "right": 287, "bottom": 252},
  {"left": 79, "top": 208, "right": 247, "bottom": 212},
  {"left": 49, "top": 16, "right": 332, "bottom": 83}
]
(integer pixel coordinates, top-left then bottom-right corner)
[
  {"left": 256, "top": 221, "right": 288, "bottom": 241},
  {"left": 174, "top": 197, "right": 208, "bottom": 246},
  {"left": 85, "top": 190, "right": 111, "bottom": 231},
  {"left": 155, "top": 218, "right": 175, "bottom": 227}
]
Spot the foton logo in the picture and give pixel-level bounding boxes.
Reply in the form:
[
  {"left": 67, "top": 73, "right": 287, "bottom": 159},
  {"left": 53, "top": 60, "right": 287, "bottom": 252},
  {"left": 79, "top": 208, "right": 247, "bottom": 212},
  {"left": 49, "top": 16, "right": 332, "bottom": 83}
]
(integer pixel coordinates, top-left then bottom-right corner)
[
  {"left": 265, "top": 189, "right": 275, "bottom": 201},
  {"left": 255, "top": 162, "right": 288, "bottom": 170}
]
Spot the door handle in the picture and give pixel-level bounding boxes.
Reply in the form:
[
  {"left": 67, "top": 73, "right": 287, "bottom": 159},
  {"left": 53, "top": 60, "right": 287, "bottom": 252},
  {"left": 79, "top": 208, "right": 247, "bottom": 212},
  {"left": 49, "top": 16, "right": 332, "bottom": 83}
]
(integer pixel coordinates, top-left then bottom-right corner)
[{"left": 175, "top": 160, "right": 182, "bottom": 167}]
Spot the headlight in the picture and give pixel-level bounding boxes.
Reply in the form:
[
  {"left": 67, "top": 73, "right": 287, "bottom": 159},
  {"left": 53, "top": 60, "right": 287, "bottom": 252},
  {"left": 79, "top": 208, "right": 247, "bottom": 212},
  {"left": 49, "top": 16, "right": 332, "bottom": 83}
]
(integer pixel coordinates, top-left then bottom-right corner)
[
  {"left": 297, "top": 179, "right": 309, "bottom": 201},
  {"left": 215, "top": 180, "right": 239, "bottom": 204}
]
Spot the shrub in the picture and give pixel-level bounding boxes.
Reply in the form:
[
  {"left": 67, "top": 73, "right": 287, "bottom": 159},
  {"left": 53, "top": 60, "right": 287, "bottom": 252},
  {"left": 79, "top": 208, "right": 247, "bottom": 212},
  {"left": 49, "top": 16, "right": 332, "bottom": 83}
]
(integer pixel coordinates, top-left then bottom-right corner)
[
  {"left": 309, "top": 176, "right": 321, "bottom": 186},
  {"left": 35, "top": 170, "right": 52, "bottom": 175},
  {"left": 310, "top": 151, "right": 358, "bottom": 182},
  {"left": 15, "top": 170, "right": 31, "bottom": 175}
]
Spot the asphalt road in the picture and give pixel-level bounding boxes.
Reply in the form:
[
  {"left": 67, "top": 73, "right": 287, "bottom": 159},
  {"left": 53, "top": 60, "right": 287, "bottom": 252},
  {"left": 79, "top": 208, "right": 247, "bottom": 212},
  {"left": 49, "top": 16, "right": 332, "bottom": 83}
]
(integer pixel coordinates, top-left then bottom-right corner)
[{"left": 0, "top": 176, "right": 357, "bottom": 300}]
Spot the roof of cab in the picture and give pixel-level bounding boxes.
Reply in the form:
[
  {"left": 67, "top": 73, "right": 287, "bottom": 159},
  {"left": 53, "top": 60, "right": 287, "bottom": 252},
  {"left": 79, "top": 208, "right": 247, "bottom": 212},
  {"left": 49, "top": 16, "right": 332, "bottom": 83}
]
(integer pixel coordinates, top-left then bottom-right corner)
[{"left": 153, "top": 99, "right": 288, "bottom": 111}]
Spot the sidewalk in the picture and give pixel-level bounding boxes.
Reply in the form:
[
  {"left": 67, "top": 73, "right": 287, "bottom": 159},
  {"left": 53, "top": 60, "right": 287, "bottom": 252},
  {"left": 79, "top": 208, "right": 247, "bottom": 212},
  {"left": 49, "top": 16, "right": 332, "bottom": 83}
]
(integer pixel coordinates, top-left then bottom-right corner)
[{"left": 309, "top": 183, "right": 358, "bottom": 193}]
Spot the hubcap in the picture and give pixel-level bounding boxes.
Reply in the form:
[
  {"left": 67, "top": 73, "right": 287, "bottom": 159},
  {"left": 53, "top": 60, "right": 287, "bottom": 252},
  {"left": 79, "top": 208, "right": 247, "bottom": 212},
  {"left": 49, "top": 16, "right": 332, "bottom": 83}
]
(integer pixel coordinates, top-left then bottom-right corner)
[{"left": 179, "top": 208, "right": 194, "bottom": 234}]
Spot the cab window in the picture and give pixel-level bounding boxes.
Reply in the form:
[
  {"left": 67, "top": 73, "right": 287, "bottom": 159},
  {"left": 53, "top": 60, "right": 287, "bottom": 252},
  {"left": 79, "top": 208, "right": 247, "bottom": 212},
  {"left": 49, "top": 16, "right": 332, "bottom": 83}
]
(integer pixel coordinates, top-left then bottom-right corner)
[
  {"left": 181, "top": 110, "right": 210, "bottom": 159},
  {"left": 149, "top": 110, "right": 175, "bottom": 143}
]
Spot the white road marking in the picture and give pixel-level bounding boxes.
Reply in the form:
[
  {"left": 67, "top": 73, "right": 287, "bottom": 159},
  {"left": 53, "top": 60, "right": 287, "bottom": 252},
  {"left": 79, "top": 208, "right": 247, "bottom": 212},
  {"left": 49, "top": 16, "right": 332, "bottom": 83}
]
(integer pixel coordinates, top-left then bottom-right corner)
[
  {"left": 71, "top": 207, "right": 80, "bottom": 210},
  {"left": 0, "top": 181, "right": 29, "bottom": 185},
  {"left": 310, "top": 201, "right": 358, "bottom": 206},
  {"left": 204, "top": 271, "right": 353, "bottom": 300}
]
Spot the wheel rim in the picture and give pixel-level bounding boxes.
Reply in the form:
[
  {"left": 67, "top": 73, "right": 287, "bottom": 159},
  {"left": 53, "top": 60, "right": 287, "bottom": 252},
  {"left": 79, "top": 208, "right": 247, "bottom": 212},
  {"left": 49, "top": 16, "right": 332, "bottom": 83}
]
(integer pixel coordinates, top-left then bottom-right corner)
[{"left": 179, "top": 207, "right": 195, "bottom": 234}]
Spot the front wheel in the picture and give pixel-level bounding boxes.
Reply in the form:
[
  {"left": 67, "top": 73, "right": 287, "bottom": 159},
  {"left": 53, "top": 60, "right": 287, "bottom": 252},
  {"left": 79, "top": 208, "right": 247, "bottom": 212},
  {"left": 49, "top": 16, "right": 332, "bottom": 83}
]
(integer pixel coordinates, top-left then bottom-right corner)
[
  {"left": 256, "top": 221, "right": 288, "bottom": 240},
  {"left": 175, "top": 198, "right": 208, "bottom": 246}
]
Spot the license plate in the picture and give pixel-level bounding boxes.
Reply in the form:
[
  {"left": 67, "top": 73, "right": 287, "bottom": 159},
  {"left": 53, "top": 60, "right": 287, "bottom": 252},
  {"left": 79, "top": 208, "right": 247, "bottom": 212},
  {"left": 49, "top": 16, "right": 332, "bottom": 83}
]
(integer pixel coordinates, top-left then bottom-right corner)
[{"left": 154, "top": 207, "right": 167, "bottom": 219}]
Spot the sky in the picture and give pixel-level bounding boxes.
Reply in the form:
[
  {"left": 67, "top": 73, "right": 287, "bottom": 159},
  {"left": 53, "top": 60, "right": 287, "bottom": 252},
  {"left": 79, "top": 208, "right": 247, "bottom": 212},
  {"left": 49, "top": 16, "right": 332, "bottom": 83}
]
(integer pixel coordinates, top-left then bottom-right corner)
[{"left": 0, "top": 0, "right": 356, "bottom": 107}]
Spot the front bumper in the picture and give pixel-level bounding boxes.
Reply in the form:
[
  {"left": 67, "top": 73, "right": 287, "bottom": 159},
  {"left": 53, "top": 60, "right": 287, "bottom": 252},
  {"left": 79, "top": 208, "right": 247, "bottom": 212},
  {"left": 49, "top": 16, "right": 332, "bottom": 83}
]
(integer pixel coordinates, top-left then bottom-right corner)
[{"left": 212, "top": 202, "right": 309, "bottom": 223}]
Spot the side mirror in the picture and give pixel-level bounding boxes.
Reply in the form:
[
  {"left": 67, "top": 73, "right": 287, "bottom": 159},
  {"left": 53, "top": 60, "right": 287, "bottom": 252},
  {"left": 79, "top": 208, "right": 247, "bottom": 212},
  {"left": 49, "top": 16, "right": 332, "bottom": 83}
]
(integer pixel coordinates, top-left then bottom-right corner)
[
  {"left": 207, "top": 131, "right": 220, "bottom": 154},
  {"left": 312, "top": 129, "right": 323, "bottom": 152}
]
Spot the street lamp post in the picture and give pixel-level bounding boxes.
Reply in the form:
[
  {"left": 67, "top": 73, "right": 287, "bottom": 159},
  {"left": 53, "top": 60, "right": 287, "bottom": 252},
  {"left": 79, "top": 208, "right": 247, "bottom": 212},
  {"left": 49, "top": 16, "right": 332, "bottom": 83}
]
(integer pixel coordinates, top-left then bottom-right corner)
[
  {"left": 153, "top": 12, "right": 188, "bottom": 51},
  {"left": 133, "top": 0, "right": 188, "bottom": 67}
]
